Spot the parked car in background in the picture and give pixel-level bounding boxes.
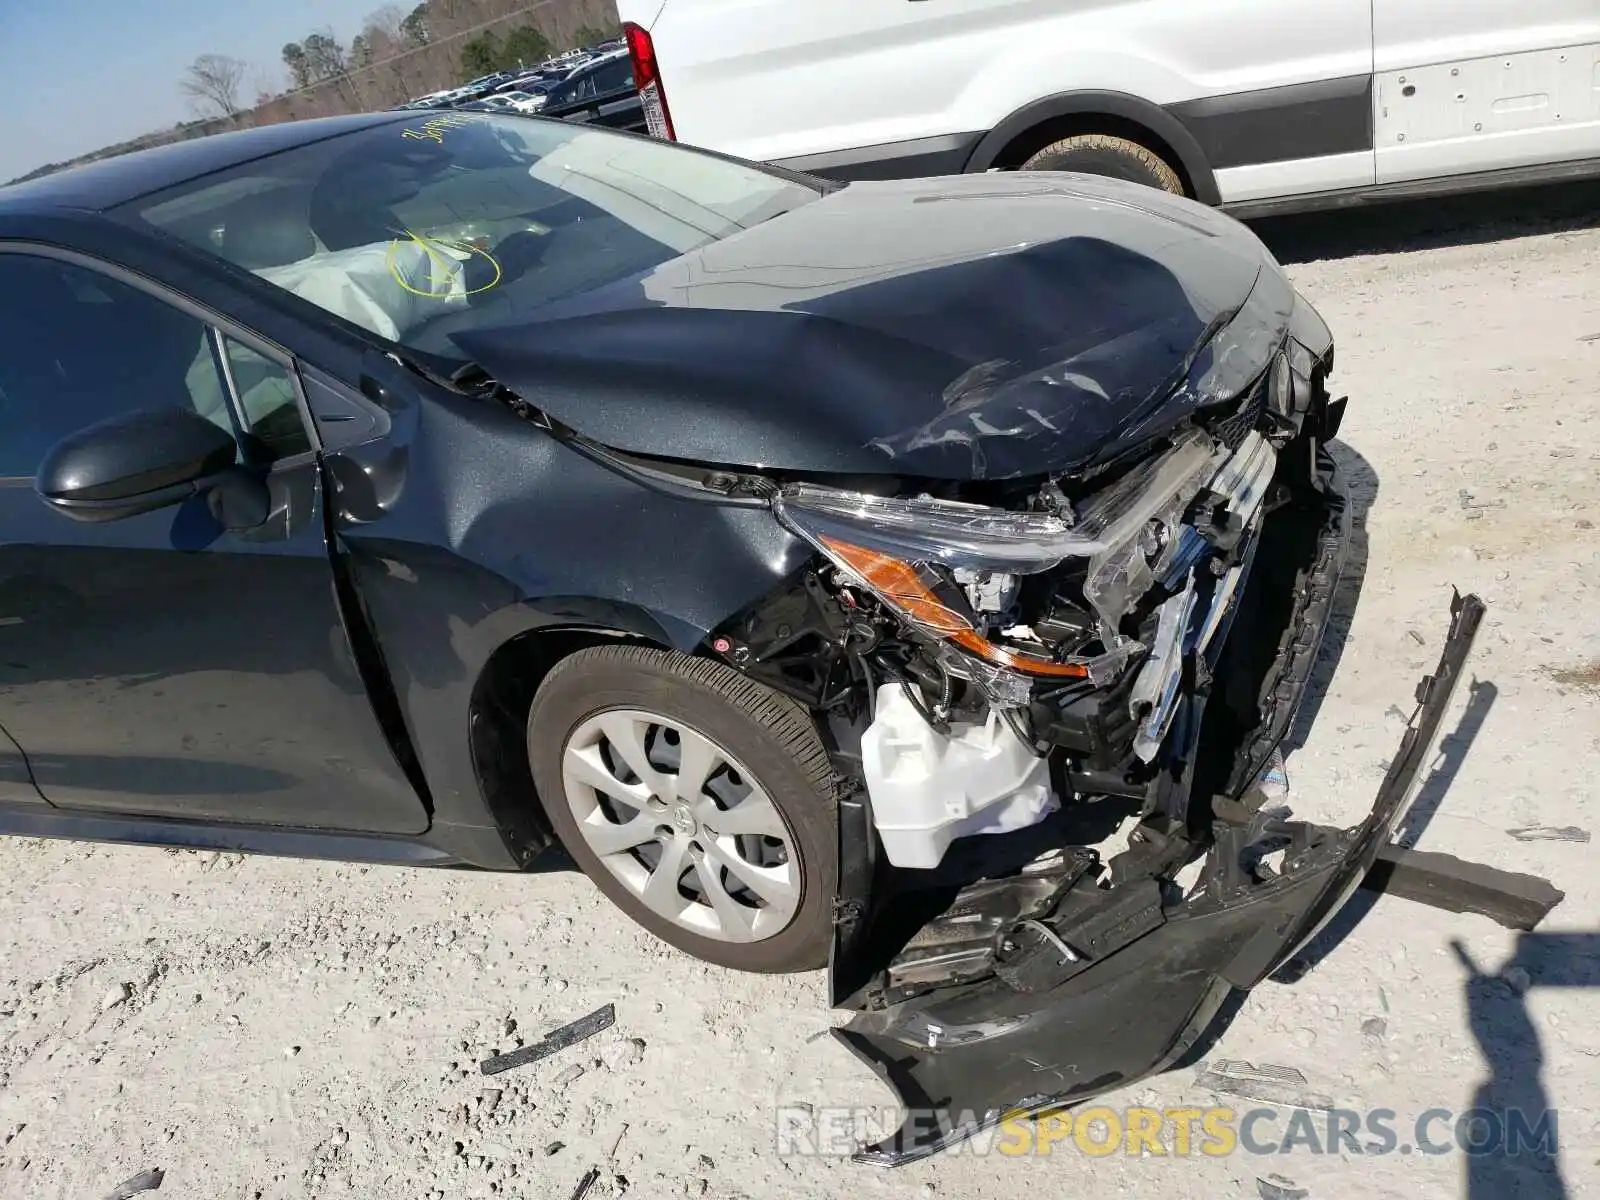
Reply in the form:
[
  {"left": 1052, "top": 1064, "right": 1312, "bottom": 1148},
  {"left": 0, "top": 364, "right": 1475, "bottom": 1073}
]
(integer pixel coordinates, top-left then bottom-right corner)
[
  {"left": 540, "top": 50, "right": 643, "bottom": 131},
  {"left": 496, "top": 77, "right": 560, "bottom": 99},
  {"left": 500, "top": 91, "right": 549, "bottom": 114},
  {"left": 464, "top": 91, "right": 548, "bottom": 115},
  {"left": 399, "top": 91, "right": 454, "bottom": 109},
  {"left": 466, "top": 72, "right": 518, "bottom": 92},
  {"left": 617, "top": 0, "right": 1600, "bottom": 215},
  {"left": 439, "top": 73, "right": 518, "bottom": 103},
  {"left": 461, "top": 94, "right": 517, "bottom": 113}
]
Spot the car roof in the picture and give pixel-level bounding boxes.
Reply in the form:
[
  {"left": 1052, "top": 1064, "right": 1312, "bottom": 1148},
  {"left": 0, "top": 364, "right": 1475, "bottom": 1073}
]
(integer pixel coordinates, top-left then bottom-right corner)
[
  {"left": 566, "top": 50, "right": 629, "bottom": 76},
  {"left": 0, "top": 112, "right": 416, "bottom": 214}
]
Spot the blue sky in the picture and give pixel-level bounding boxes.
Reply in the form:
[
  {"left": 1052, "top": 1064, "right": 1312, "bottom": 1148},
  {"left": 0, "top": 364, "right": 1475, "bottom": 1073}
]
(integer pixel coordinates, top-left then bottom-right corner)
[{"left": 0, "top": 0, "right": 384, "bottom": 181}]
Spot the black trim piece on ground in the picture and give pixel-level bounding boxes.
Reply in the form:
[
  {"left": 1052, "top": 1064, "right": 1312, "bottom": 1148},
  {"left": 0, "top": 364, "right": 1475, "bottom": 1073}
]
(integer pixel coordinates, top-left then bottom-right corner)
[
  {"left": 1167, "top": 74, "right": 1374, "bottom": 171},
  {"left": 1362, "top": 845, "right": 1565, "bottom": 932},
  {"left": 772, "top": 133, "right": 986, "bottom": 182},
  {"left": 961, "top": 90, "right": 1222, "bottom": 205}
]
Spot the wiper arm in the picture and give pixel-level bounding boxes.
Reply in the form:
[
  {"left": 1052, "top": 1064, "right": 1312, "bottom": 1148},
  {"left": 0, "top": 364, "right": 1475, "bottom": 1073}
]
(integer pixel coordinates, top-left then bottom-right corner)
[
  {"left": 387, "top": 350, "right": 473, "bottom": 392},
  {"left": 448, "top": 359, "right": 500, "bottom": 394},
  {"left": 387, "top": 350, "right": 546, "bottom": 423}
]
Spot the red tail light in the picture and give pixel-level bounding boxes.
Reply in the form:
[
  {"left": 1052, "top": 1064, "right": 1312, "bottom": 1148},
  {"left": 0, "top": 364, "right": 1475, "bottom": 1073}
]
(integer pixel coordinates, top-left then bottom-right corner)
[{"left": 624, "top": 21, "right": 676, "bottom": 141}]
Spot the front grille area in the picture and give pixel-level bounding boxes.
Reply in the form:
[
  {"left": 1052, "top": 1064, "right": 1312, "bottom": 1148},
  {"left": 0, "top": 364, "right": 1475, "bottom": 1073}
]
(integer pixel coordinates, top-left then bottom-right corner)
[{"left": 1205, "top": 380, "right": 1267, "bottom": 452}]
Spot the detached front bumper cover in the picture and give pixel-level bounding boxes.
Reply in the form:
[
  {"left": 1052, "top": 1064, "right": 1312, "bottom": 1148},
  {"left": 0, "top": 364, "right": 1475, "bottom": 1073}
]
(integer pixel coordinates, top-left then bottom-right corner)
[{"left": 836, "top": 590, "right": 1486, "bottom": 1167}]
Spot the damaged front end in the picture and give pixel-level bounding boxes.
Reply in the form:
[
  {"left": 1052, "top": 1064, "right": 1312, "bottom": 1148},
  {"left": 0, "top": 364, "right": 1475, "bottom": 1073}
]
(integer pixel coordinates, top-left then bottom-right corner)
[
  {"left": 699, "top": 280, "right": 1486, "bottom": 1164},
  {"left": 833, "top": 589, "right": 1482, "bottom": 1164}
]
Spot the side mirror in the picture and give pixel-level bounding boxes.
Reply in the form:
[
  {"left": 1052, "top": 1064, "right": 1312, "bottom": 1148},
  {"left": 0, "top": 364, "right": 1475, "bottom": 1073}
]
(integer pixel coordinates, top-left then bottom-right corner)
[{"left": 35, "top": 407, "right": 240, "bottom": 524}]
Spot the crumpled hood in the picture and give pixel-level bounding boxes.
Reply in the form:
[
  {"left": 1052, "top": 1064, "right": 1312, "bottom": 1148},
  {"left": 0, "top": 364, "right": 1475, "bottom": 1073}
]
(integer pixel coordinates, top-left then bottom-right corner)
[{"left": 456, "top": 172, "right": 1289, "bottom": 480}]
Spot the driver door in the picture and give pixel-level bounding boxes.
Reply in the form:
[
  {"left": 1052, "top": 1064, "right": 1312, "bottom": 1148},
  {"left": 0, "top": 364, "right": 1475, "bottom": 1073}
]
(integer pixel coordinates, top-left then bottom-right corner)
[{"left": 0, "top": 247, "right": 427, "bottom": 833}]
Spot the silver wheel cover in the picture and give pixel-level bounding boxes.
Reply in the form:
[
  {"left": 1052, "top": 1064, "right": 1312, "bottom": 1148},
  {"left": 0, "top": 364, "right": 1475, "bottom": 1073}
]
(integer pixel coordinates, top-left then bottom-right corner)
[{"left": 561, "top": 708, "right": 801, "bottom": 943}]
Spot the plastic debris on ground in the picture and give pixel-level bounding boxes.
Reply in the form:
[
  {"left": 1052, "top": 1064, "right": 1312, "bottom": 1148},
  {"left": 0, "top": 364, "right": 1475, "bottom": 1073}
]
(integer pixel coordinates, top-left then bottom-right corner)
[
  {"left": 569, "top": 1165, "right": 601, "bottom": 1200},
  {"left": 1256, "top": 1174, "right": 1310, "bottom": 1200},
  {"left": 479, "top": 1003, "right": 615, "bottom": 1076},
  {"left": 1507, "top": 825, "right": 1590, "bottom": 843},
  {"left": 1193, "top": 1060, "right": 1335, "bottom": 1111},
  {"left": 105, "top": 1168, "right": 164, "bottom": 1200}
]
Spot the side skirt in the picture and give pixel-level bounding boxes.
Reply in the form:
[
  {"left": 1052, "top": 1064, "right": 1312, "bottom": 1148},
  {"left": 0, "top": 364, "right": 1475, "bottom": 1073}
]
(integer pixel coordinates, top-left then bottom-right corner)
[
  {"left": 1224, "top": 155, "right": 1600, "bottom": 219},
  {"left": 0, "top": 802, "right": 462, "bottom": 866}
]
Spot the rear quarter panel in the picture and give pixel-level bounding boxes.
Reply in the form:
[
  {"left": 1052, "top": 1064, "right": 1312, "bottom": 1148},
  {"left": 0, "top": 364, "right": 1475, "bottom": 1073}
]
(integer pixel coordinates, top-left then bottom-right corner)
[{"left": 632, "top": 0, "right": 1371, "bottom": 163}]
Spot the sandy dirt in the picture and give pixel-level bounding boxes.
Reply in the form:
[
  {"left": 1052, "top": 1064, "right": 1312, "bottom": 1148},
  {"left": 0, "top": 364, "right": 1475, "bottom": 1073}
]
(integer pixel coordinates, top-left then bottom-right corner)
[{"left": 1, "top": 184, "right": 1597, "bottom": 1200}]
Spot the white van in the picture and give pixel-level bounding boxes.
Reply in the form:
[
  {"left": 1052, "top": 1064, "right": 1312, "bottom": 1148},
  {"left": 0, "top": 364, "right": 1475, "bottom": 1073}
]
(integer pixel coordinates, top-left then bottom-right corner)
[{"left": 617, "top": 1, "right": 1600, "bottom": 213}]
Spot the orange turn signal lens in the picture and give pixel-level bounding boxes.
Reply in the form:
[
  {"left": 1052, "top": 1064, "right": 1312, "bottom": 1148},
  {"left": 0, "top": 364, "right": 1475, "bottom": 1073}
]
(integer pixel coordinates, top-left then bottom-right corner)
[{"left": 820, "top": 536, "right": 1089, "bottom": 680}]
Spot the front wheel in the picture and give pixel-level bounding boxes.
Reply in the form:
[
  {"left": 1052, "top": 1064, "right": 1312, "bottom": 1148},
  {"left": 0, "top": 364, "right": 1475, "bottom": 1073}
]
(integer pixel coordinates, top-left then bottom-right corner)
[
  {"left": 1020, "top": 133, "right": 1185, "bottom": 194},
  {"left": 527, "top": 645, "right": 839, "bottom": 972}
]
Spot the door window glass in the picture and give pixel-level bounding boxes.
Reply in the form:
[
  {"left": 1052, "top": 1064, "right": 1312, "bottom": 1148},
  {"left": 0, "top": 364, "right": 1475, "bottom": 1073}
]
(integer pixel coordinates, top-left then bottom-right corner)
[
  {"left": 0, "top": 254, "right": 232, "bottom": 478},
  {"left": 594, "top": 59, "right": 634, "bottom": 93},
  {"left": 223, "top": 338, "right": 312, "bottom": 461}
]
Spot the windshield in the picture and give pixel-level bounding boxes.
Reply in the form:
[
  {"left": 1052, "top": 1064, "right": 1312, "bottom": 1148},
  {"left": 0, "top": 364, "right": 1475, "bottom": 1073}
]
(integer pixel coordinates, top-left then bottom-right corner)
[{"left": 131, "top": 115, "right": 821, "bottom": 368}]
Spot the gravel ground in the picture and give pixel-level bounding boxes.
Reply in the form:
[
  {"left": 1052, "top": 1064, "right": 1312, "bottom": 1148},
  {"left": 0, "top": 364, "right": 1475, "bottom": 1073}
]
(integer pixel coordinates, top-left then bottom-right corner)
[{"left": 2, "top": 184, "right": 1597, "bottom": 1200}]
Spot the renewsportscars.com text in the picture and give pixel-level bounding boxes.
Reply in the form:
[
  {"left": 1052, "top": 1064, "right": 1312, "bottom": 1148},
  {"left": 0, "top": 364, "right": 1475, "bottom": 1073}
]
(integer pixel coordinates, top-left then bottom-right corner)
[{"left": 776, "top": 1104, "right": 1560, "bottom": 1159}]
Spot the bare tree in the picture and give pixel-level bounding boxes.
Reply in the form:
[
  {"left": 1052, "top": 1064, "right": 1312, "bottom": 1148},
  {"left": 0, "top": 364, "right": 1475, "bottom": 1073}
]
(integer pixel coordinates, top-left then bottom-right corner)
[
  {"left": 365, "top": 4, "right": 410, "bottom": 42},
  {"left": 250, "top": 64, "right": 284, "bottom": 104},
  {"left": 180, "top": 54, "right": 248, "bottom": 118}
]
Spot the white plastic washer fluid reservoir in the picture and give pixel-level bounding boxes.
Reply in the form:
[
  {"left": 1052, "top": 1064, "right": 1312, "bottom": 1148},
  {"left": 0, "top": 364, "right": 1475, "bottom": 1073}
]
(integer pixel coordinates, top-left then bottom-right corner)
[{"left": 860, "top": 684, "right": 1057, "bottom": 870}]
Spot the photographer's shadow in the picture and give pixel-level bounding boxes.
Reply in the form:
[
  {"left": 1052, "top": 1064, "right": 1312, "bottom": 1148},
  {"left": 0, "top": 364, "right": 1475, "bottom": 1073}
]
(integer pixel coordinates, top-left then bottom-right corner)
[{"left": 1453, "top": 932, "right": 1598, "bottom": 1200}]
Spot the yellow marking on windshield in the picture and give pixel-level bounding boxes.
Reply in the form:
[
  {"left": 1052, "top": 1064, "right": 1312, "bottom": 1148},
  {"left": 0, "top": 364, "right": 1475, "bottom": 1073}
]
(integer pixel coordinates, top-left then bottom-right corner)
[
  {"left": 386, "top": 229, "right": 503, "bottom": 299},
  {"left": 400, "top": 114, "right": 478, "bottom": 143}
]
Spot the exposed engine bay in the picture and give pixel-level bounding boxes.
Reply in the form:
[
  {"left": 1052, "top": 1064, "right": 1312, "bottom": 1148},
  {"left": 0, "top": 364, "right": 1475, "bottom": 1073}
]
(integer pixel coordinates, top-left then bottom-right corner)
[
  {"left": 779, "top": 417, "right": 1286, "bottom": 865},
  {"left": 711, "top": 328, "right": 1344, "bottom": 877}
]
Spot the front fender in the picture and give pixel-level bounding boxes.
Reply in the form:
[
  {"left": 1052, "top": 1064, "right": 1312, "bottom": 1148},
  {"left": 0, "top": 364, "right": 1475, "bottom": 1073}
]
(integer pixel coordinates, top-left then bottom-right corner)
[{"left": 325, "top": 364, "right": 812, "bottom": 851}]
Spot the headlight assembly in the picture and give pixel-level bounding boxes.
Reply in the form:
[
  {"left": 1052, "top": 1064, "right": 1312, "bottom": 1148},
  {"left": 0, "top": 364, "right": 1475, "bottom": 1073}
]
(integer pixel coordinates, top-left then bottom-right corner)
[
  {"left": 773, "top": 429, "right": 1221, "bottom": 687},
  {"left": 1267, "top": 349, "right": 1294, "bottom": 417}
]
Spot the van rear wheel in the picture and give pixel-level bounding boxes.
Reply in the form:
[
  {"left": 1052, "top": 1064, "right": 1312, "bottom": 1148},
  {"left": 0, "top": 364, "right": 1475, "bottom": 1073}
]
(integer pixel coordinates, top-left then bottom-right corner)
[{"left": 1020, "top": 134, "right": 1184, "bottom": 195}]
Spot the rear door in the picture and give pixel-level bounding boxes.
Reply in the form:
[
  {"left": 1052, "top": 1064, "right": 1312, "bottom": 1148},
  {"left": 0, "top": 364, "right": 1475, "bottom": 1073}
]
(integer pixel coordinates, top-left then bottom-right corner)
[
  {"left": 1373, "top": 0, "right": 1600, "bottom": 183},
  {"left": 589, "top": 56, "right": 646, "bottom": 130},
  {"left": 546, "top": 59, "right": 646, "bottom": 131},
  {"left": 543, "top": 68, "right": 601, "bottom": 122},
  {"left": 632, "top": 0, "right": 998, "bottom": 163}
]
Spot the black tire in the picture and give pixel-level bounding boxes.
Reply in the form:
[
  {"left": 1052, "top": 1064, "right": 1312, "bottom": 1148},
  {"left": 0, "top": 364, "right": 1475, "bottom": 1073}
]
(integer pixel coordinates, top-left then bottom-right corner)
[
  {"left": 1020, "top": 133, "right": 1185, "bottom": 194},
  {"left": 527, "top": 645, "right": 839, "bottom": 973}
]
